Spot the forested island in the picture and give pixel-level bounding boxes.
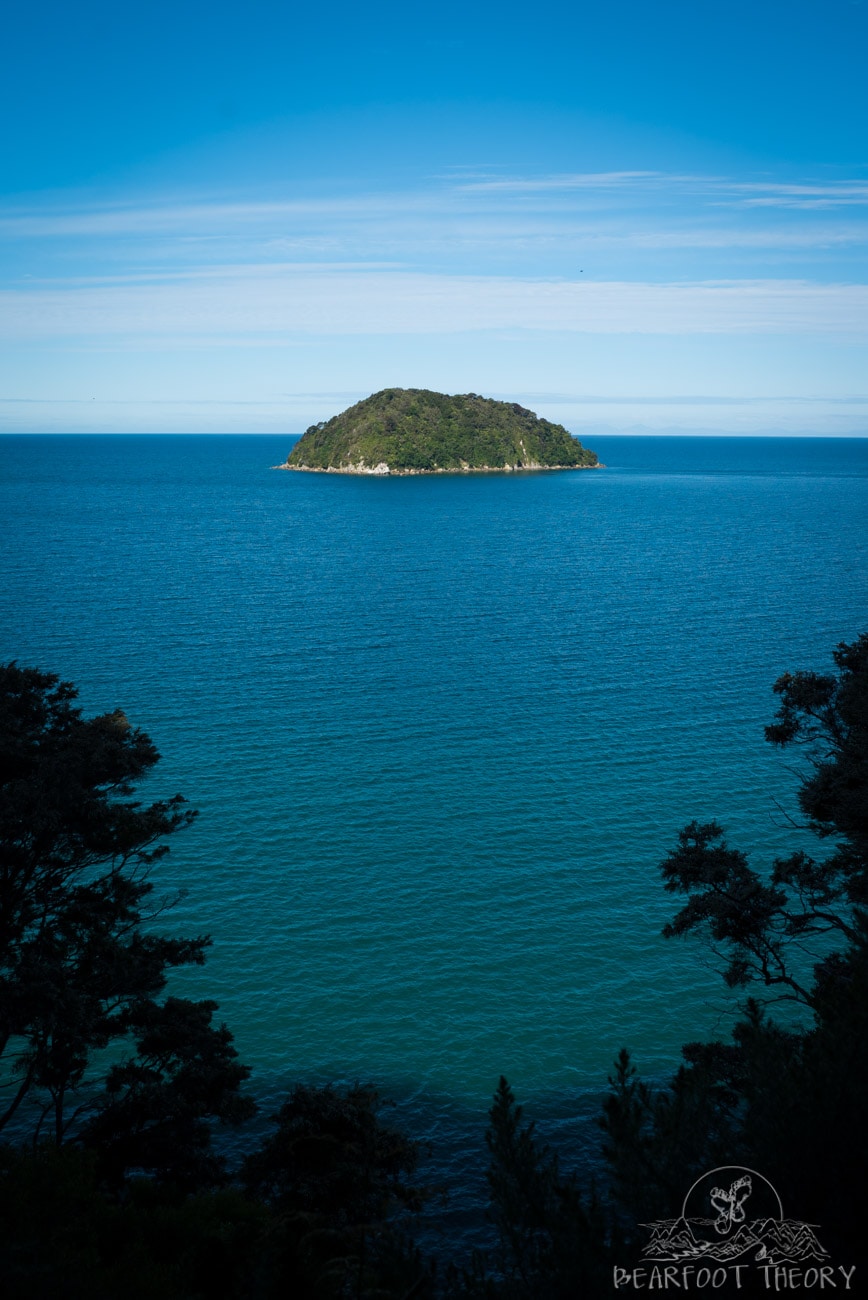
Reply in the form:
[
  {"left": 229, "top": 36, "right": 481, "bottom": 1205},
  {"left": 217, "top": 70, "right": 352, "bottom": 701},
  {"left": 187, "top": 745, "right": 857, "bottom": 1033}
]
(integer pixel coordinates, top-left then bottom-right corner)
[{"left": 279, "top": 388, "right": 600, "bottom": 474}]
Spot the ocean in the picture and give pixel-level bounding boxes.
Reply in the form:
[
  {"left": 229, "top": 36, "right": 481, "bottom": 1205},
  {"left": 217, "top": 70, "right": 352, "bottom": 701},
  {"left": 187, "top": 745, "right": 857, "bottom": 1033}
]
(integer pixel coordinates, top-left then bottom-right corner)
[{"left": 2, "top": 432, "right": 866, "bottom": 1234}]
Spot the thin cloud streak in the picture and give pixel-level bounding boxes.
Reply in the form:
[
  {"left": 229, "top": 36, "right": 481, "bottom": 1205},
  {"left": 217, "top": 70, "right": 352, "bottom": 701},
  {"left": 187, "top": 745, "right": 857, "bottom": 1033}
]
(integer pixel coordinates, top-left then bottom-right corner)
[
  {"left": 7, "top": 209, "right": 865, "bottom": 258},
  {"left": 4, "top": 392, "right": 866, "bottom": 407},
  {"left": 3, "top": 164, "right": 867, "bottom": 435},
  {"left": 4, "top": 170, "right": 868, "bottom": 245},
  {"left": 3, "top": 270, "right": 868, "bottom": 340},
  {"left": 4, "top": 392, "right": 867, "bottom": 436},
  {"left": 0, "top": 194, "right": 447, "bottom": 240},
  {"left": 457, "top": 170, "right": 663, "bottom": 191},
  {"left": 457, "top": 171, "right": 868, "bottom": 204}
]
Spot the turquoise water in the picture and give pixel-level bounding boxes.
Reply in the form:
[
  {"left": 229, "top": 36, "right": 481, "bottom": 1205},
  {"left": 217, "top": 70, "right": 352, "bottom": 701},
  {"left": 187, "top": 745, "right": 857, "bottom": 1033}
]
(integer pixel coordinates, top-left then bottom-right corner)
[{"left": 2, "top": 435, "right": 866, "bottom": 1126}]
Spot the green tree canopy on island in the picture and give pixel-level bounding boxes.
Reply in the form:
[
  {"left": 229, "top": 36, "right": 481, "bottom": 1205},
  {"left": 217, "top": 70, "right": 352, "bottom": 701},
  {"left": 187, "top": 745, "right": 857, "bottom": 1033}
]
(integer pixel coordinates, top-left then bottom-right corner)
[{"left": 285, "top": 389, "right": 599, "bottom": 473}]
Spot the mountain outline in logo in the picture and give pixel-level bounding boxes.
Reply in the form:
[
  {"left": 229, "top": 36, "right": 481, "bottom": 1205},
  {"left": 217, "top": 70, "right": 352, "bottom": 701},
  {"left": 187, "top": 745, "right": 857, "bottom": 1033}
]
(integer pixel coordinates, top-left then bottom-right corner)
[{"left": 641, "top": 1166, "right": 828, "bottom": 1266}]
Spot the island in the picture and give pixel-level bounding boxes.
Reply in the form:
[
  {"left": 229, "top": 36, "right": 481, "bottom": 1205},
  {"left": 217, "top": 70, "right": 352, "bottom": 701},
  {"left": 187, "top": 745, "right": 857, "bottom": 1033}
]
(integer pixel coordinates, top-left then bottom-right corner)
[{"left": 276, "top": 388, "right": 600, "bottom": 474}]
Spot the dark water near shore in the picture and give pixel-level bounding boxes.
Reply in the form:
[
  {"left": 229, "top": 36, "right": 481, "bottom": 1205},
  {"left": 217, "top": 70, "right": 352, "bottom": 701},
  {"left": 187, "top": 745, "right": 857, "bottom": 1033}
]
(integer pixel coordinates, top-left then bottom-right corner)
[{"left": 2, "top": 433, "right": 866, "bottom": 1242}]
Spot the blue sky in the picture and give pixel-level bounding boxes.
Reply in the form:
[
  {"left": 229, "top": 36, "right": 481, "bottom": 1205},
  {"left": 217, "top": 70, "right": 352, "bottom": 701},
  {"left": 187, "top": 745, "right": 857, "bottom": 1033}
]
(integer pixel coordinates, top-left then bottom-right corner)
[{"left": 2, "top": 0, "right": 867, "bottom": 434}]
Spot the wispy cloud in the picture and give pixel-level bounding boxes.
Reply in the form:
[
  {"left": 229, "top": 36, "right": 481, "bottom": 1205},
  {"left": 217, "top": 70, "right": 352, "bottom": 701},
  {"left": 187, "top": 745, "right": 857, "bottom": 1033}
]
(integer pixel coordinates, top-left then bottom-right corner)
[
  {"left": 2, "top": 166, "right": 866, "bottom": 433},
  {"left": 6, "top": 205, "right": 865, "bottom": 260},
  {"left": 4, "top": 388, "right": 868, "bottom": 436},
  {"left": 454, "top": 171, "right": 868, "bottom": 207},
  {"left": 726, "top": 181, "right": 868, "bottom": 210},
  {"left": 0, "top": 194, "right": 440, "bottom": 240},
  {"left": 1, "top": 175, "right": 866, "bottom": 315},
  {"left": 457, "top": 170, "right": 662, "bottom": 192},
  {"left": 3, "top": 267, "right": 867, "bottom": 341}
]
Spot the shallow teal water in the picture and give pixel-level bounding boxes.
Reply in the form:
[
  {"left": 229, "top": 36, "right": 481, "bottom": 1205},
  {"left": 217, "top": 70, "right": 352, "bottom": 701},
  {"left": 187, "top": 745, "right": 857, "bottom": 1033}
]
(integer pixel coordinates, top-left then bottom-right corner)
[{"left": 2, "top": 435, "right": 866, "bottom": 1126}]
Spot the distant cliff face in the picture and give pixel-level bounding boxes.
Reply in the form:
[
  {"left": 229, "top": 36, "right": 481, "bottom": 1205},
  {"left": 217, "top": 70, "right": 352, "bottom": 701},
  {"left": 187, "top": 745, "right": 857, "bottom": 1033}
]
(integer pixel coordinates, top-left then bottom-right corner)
[{"left": 282, "top": 389, "right": 599, "bottom": 474}]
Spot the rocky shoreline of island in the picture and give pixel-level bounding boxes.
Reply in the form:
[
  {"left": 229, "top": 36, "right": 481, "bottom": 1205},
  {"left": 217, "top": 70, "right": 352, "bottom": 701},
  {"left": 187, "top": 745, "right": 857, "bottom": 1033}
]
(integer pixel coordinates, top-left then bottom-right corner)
[{"left": 273, "top": 460, "right": 603, "bottom": 475}]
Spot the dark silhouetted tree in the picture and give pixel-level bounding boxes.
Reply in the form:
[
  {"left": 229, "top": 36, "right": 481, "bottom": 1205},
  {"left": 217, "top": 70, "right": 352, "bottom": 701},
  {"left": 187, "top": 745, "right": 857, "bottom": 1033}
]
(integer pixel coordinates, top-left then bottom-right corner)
[
  {"left": 455, "top": 1076, "right": 610, "bottom": 1298},
  {"left": 0, "top": 1141, "right": 269, "bottom": 1300},
  {"left": 242, "top": 1082, "right": 433, "bottom": 1298},
  {"left": 603, "top": 635, "right": 868, "bottom": 1268},
  {"left": 659, "top": 633, "right": 868, "bottom": 1007},
  {"left": 82, "top": 996, "right": 254, "bottom": 1190},
  {"left": 0, "top": 663, "right": 252, "bottom": 1186}
]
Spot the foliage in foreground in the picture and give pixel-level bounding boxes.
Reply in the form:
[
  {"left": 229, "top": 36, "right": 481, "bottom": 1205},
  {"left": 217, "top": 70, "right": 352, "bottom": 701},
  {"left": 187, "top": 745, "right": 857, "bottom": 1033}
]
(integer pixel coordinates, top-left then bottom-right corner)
[
  {"left": 241, "top": 1083, "right": 434, "bottom": 1298},
  {"left": 1, "top": 636, "right": 866, "bottom": 1295},
  {"left": 599, "top": 633, "right": 868, "bottom": 1269},
  {"left": 0, "top": 663, "right": 253, "bottom": 1182},
  {"left": 0, "top": 1087, "right": 433, "bottom": 1300}
]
